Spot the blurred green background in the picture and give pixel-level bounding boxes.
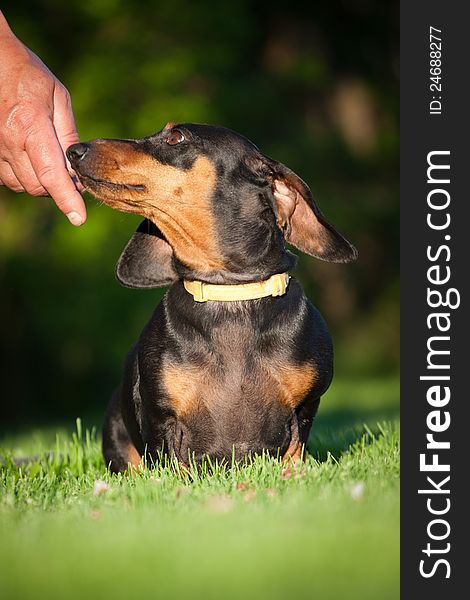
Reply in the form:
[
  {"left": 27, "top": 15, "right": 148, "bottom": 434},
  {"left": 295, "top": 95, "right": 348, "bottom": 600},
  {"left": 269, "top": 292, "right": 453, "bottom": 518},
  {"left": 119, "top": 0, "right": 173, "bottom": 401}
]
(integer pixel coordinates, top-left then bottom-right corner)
[{"left": 0, "top": 0, "right": 398, "bottom": 430}]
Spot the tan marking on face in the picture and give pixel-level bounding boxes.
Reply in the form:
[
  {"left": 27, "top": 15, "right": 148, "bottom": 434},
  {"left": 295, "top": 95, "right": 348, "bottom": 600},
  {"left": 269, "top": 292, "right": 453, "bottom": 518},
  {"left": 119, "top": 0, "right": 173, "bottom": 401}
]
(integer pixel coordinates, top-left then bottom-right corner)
[
  {"left": 265, "top": 362, "right": 316, "bottom": 409},
  {"left": 77, "top": 141, "right": 222, "bottom": 272}
]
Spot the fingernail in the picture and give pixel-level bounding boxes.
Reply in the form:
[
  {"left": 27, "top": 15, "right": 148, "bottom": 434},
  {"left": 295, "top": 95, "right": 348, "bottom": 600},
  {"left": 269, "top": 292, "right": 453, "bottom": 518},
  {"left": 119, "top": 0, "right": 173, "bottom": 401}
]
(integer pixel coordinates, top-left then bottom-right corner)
[{"left": 66, "top": 211, "right": 85, "bottom": 226}]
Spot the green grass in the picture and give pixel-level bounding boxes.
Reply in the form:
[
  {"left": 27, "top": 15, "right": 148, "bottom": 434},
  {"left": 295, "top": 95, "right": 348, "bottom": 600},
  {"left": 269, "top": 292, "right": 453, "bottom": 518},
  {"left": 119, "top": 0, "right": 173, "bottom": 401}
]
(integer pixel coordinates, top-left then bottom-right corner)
[{"left": 0, "top": 377, "right": 399, "bottom": 600}]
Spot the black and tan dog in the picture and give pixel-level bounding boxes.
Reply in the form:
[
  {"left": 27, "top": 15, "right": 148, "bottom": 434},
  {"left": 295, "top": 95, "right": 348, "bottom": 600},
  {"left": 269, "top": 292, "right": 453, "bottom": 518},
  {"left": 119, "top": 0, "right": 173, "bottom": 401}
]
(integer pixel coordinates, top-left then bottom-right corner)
[{"left": 67, "top": 123, "right": 357, "bottom": 473}]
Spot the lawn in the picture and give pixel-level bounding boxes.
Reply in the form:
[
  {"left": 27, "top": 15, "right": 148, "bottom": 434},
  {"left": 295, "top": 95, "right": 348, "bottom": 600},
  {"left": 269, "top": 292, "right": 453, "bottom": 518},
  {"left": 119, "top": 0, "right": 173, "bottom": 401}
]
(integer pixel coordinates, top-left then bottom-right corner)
[{"left": 0, "top": 376, "right": 399, "bottom": 600}]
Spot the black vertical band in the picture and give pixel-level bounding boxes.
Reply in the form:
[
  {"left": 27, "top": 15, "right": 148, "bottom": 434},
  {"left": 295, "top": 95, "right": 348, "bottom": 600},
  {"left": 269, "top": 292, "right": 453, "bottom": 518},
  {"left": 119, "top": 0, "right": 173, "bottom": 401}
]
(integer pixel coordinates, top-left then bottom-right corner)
[{"left": 401, "top": 1, "right": 468, "bottom": 596}]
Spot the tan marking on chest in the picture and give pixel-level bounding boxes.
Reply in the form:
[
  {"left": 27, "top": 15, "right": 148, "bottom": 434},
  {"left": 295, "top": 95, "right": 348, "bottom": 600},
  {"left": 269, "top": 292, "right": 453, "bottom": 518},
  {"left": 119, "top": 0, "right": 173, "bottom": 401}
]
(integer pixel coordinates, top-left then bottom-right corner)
[
  {"left": 162, "top": 363, "right": 210, "bottom": 416},
  {"left": 265, "top": 362, "right": 317, "bottom": 409},
  {"left": 163, "top": 323, "right": 256, "bottom": 417},
  {"left": 164, "top": 355, "right": 316, "bottom": 419}
]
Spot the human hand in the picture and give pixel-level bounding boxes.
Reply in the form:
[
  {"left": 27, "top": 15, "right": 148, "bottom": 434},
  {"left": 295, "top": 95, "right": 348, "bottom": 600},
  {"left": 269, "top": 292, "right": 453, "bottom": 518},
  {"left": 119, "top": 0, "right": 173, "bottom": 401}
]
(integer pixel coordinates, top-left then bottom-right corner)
[{"left": 0, "top": 13, "right": 86, "bottom": 225}]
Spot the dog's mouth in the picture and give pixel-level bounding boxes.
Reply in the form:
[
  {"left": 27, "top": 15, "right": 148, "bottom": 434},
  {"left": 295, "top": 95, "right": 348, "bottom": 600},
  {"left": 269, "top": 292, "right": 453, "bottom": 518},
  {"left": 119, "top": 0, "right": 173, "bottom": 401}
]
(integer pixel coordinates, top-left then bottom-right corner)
[{"left": 76, "top": 172, "right": 146, "bottom": 194}]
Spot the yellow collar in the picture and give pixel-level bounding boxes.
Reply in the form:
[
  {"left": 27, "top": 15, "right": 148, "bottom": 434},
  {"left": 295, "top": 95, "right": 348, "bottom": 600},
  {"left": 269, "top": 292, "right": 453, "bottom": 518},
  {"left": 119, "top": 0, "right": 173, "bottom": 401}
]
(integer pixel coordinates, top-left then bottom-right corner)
[{"left": 183, "top": 273, "right": 290, "bottom": 303}]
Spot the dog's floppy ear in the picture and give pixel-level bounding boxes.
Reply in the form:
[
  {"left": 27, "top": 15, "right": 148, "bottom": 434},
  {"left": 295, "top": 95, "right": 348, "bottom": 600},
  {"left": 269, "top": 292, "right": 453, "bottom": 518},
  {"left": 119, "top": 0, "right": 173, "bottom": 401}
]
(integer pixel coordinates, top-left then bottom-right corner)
[
  {"left": 246, "top": 154, "right": 357, "bottom": 263},
  {"left": 116, "top": 219, "right": 178, "bottom": 288}
]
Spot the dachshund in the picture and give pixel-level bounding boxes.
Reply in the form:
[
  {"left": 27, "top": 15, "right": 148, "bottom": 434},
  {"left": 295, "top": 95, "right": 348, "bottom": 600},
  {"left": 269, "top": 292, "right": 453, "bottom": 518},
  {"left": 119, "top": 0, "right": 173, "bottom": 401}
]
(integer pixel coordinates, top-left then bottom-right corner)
[{"left": 67, "top": 123, "right": 357, "bottom": 473}]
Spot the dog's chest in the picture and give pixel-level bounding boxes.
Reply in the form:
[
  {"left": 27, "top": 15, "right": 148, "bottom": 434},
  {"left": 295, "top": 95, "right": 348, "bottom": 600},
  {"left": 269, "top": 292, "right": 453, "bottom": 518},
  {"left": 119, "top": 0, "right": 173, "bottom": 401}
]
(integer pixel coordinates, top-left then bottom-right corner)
[{"left": 161, "top": 321, "right": 317, "bottom": 419}]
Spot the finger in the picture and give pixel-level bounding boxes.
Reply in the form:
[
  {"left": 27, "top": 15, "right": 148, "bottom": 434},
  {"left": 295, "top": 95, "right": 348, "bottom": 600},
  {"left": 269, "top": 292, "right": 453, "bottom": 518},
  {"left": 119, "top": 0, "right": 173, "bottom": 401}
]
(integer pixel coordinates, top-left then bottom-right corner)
[
  {"left": 52, "top": 85, "right": 86, "bottom": 194},
  {"left": 24, "top": 116, "right": 87, "bottom": 225},
  {"left": 6, "top": 151, "right": 48, "bottom": 196},
  {"left": 70, "top": 173, "right": 85, "bottom": 194},
  {"left": 53, "top": 83, "right": 80, "bottom": 158},
  {"left": 0, "top": 160, "right": 25, "bottom": 193}
]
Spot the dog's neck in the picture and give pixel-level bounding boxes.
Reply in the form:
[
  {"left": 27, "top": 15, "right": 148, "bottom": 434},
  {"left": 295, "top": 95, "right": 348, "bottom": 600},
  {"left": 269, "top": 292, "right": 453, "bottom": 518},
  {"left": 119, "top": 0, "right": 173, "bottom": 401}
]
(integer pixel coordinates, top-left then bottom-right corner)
[{"left": 171, "top": 241, "right": 297, "bottom": 285}]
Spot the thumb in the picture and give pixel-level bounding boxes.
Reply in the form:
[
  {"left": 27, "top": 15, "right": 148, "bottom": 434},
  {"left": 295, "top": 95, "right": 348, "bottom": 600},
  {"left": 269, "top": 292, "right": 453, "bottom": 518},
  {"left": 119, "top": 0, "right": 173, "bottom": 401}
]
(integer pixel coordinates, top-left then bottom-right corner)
[
  {"left": 53, "top": 82, "right": 84, "bottom": 191},
  {"left": 53, "top": 82, "right": 80, "bottom": 157}
]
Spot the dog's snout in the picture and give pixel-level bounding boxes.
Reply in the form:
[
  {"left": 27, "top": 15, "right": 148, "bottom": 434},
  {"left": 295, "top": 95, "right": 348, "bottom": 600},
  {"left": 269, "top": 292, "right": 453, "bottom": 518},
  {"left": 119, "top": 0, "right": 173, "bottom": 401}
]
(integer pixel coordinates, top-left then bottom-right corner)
[{"left": 67, "top": 142, "right": 90, "bottom": 163}]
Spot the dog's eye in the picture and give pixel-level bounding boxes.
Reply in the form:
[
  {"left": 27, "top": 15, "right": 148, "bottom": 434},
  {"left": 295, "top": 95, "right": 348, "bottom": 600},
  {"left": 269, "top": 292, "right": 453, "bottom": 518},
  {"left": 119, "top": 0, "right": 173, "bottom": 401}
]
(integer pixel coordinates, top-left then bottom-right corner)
[{"left": 166, "top": 130, "right": 185, "bottom": 146}]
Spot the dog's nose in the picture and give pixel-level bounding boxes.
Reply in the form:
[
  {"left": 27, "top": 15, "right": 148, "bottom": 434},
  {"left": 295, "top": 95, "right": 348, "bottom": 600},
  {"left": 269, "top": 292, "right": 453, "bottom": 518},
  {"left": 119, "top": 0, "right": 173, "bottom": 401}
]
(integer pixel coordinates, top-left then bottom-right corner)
[{"left": 66, "top": 143, "right": 90, "bottom": 162}]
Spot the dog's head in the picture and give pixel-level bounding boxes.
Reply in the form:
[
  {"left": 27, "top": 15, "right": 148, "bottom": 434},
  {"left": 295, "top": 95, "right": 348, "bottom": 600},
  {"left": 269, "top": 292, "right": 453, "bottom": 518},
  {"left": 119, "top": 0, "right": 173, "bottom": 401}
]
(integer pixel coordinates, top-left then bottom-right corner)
[{"left": 67, "top": 123, "right": 357, "bottom": 285}]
